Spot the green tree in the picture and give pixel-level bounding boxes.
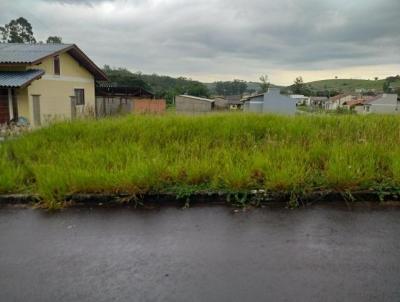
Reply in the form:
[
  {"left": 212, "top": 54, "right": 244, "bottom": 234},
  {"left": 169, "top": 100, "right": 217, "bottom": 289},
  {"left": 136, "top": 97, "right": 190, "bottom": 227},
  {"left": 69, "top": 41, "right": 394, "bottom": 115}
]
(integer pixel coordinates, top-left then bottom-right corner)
[
  {"left": 383, "top": 81, "right": 391, "bottom": 93},
  {"left": 46, "top": 36, "right": 62, "bottom": 44},
  {"left": 259, "top": 75, "right": 270, "bottom": 93},
  {"left": 215, "top": 81, "right": 226, "bottom": 95},
  {"left": 382, "top": 76, "right": 400, "bottom": 93},
  {"left": 292, "top": 76, "right": 305, "bottom": 94},
  {"left": 214, "top": 80, "right": 247, "bottom": 96},
  {"left": 0, "top": 17, "right": 36, "bottom": 43},
  {"left": 102, "top": 65, "right": 151, "bottom": 91},
  {"left": 102, "top": 66, "right": 210, "bottom": 104}
]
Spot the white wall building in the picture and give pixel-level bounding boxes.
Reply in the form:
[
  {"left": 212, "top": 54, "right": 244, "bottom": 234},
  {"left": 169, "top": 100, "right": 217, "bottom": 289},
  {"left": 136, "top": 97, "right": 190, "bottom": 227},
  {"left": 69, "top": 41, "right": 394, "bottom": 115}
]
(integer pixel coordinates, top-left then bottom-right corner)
[
  {"left": 363, "top": 94, "right": 399, "bottom": 114},
  {"left": 243, "top": 88, "right": 298, "bottom": 115}
]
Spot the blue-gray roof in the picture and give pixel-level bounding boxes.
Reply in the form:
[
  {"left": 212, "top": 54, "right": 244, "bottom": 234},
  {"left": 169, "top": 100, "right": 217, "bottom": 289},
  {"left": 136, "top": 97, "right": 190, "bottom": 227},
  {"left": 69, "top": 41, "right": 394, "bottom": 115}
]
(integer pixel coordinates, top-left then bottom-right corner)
[
  {"left": 0, "top": 69, "right": 45, "bottom": 88},
  {"left": 0, "top": 43, "right": 73, "bottom": 64},
  {"left": 0, "top": 43, "right": 108, "bottom": 80}
]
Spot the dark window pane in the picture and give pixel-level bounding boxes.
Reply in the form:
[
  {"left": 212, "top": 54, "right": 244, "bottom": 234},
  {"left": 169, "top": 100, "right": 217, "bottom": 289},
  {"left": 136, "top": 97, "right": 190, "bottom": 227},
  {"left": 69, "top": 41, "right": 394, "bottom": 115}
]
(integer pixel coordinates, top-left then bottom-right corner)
[
  {"left": 74, "top": 89, "right": 85, "bottom": 105},
  {"left": 54, "top": 55, "right": 60, "bottom": 75}
]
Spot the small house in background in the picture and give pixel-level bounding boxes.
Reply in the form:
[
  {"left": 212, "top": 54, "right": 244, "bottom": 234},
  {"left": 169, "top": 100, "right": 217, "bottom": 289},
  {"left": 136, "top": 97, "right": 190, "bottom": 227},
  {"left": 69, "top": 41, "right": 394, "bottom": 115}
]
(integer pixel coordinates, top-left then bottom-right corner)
[
  {"left": 325, "top": 94, "right": 353, "bottom": 110},
  {"left": 226, "top": 95, "right": 243, "bottom": 110},
  {"left": 362, "top": 94, "right": 399, "bottom": 114},
  {"left": 213, "top": 95, "right": 243, "bottom": 110},
  {"left": 95, "top": 82, "right": 165, "bottom": 116},
  {"left": 342, "top": 98, "right": 365, "bottom": 113},
  {"left": 308, "top": 96, "right": 329, "bottom": 108},
  {"left": 213, "top": 97, "right": 229, "bottom": 110},
  {"left": 176, "top": 95, "right": 215, "bottom": 113},
  {"left": 242, "top": 93, "right": 264, "bottom": 112},
  {"left": 289, "top": 94, "right": 309, "bottom": 106},
  {"left": 242, "top": 88, "right": 298, "bottom": 115}
]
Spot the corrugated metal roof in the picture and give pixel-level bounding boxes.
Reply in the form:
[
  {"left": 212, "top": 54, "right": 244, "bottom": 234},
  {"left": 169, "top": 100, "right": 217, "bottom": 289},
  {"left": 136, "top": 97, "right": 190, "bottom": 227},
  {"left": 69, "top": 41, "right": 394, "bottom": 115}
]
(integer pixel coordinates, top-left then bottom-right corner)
[
  {"left": 178, "top": 95, "right": 215, "bottom": 102},
  {"left": 0, "top": 43, "right": 72, "bottom": 64},
  {"left": 0, "top": 69, "right": 45, "bottom": 88},
  {"left": 242, "top": 93, "right": 264, "bottom": 101}
]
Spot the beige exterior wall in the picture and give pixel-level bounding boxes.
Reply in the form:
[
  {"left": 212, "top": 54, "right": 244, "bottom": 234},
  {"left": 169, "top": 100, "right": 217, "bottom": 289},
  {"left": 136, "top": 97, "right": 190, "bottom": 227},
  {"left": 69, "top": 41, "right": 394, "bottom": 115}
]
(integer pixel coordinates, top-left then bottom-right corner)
[
  {"left": 2, "top": 52, "right": 96, "bottom": 125},
  {"left": 16, "top": 88, "right": 29, "bottom": 118},
  {"left": 25, "top": 52, "right": 95, "bottom": 125}
]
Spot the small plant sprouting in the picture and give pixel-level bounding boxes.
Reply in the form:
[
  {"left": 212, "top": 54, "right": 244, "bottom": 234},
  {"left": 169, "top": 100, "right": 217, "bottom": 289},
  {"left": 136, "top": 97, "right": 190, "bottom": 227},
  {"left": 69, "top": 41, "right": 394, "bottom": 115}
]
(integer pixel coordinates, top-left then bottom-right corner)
[
  {"left": 226, "top": 192, "right": 249, "bottom": 208},
  {"left": 288, "top": 192, "right": 300, "bottom": 209},
  {"left": 373, "top": 183, "right": 400, "bottom": 203},
  {"left": 183, "top": 198, "right": 191, "bottom": 209},
  {"left": 341, "top": 191, "right": 356, "bottom": 205}
]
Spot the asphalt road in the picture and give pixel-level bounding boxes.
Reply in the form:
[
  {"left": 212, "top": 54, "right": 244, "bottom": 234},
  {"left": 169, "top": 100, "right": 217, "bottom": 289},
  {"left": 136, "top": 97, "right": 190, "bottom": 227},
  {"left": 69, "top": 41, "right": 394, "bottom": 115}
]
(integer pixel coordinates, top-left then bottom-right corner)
[{"left": 0, "top": 205, "right": 399, "bottom": 302}]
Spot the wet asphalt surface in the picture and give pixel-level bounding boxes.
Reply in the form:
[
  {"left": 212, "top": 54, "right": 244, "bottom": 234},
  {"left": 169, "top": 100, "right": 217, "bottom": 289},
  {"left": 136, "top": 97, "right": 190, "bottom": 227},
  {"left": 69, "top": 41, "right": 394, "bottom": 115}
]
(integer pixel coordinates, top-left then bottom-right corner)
[{"left": 0, "top": 205, "right": 399, "bottom": 302}]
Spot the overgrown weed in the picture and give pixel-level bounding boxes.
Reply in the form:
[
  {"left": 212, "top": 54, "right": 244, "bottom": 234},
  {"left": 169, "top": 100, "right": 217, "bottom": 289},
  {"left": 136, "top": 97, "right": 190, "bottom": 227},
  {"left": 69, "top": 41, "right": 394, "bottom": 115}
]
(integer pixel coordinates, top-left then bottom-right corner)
[{"left": 1, "top": 113, "right": 400, "bottom": 208}]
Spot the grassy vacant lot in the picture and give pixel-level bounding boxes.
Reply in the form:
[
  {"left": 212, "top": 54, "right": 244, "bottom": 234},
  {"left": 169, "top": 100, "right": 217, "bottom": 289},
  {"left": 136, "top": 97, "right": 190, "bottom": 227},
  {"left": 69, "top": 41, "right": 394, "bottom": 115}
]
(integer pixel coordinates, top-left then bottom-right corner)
[{"left": 1, "top": 114, "right": 400, "bottom": 208}]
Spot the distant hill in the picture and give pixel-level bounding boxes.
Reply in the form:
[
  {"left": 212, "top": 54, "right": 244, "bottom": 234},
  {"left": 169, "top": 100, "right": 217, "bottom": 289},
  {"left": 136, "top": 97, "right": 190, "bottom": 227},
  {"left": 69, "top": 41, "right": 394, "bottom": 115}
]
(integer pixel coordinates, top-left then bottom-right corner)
[
  {"left": 204, "top": 81, "right": 282, "bottom": 95},
  {"left": 103, "top": 65, "right": 400, "bottom": 102},
  {"left": 305, "top": 79, "right": 386, "bottom": 93}
]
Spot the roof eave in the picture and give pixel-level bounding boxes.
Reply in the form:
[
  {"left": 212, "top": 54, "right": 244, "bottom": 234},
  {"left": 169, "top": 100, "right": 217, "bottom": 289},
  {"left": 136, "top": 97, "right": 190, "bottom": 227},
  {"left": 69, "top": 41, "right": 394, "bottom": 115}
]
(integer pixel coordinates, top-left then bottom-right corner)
[
  {"left": 67, "top": 44, "right": 108, "bottom": 81},
  {"left": 0, "top": 70, "right": 45, "bottom": 89},
  {"left": 26, "top": 44, "right": 108, "bottom": 81},
  {"left": 30, "top": 44, "right": 75, "bottom": 66},
  {"left": 0, "top": 62, "right": 30, "bottom": 66},
  {"left": 20, "top": 70, "right": 45, "bottom": 88}
]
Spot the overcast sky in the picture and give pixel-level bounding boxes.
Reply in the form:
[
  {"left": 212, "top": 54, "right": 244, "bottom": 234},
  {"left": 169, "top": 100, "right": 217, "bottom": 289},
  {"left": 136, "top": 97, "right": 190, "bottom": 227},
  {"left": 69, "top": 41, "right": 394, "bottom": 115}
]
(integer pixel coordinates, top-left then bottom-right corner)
[{"left": 1, "top": 0, "right": 400, "bottom": 84}]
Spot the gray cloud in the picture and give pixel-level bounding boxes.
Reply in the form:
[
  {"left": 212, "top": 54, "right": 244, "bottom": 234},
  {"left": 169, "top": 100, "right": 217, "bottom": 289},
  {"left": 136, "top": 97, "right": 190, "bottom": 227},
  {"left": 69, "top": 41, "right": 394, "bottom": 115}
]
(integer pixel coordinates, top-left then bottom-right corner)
[
  {"left": 1, "top": 0, "right": 399, "bottom": 83},
  {"left": 41, "top": 0, "right": 117, "bottom": 6}
]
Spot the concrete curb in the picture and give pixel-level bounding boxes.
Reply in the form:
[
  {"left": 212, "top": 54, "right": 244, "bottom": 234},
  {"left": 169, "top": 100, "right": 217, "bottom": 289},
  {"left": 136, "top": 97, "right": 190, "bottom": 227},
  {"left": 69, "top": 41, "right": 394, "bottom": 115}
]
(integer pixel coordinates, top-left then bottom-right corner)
[
  {"left": 0, "top": 194, "right": 40, "bottom": 204},
  {"left": 0, "top": 190, "right": 399, "bottom": 207}
]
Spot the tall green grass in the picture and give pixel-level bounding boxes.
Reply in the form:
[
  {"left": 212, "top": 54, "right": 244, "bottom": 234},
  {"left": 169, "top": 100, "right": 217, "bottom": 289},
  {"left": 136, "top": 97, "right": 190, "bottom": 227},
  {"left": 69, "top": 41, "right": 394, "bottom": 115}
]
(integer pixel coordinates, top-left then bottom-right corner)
[{"left": 1, "top": 113, "right": 400, "bottom": 207}]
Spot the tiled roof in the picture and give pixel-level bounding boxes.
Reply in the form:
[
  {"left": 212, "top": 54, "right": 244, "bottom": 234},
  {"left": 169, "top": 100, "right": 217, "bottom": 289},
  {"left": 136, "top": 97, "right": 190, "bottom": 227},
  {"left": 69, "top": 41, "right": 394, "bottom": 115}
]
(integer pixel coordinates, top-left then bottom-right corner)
[
  {"left": 344, "top": 99, "right": 364, "bottom": 107},
  {"left": 329, "top": 94, "right": 349, "bottom": 101},
  {"left": 363, "top": 95, "right": 384, "bottom": 104},
  {"left": 242, "top": 93, "right": 264, "bottom": 101},
  {"left": 0, "top": 69, "right": 45, "bottom": 88},
  {"left": 0, "top": 43, "right": 72, "bottom": 64}
]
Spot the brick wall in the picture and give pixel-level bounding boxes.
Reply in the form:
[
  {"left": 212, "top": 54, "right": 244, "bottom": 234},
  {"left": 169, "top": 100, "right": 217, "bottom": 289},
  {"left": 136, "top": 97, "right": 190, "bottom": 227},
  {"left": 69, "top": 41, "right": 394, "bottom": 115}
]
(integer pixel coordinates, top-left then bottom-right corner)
[{"left": 132, "top": 99, "right": 166, "bottom": 114}]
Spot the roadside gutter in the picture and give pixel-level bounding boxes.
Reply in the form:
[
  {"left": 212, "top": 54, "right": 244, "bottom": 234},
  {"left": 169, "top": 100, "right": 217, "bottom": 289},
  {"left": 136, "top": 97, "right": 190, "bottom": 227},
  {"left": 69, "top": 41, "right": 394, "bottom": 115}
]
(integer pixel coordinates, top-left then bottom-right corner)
[{"left": 0, "top": 190, "right": 400, "bottom": 207}]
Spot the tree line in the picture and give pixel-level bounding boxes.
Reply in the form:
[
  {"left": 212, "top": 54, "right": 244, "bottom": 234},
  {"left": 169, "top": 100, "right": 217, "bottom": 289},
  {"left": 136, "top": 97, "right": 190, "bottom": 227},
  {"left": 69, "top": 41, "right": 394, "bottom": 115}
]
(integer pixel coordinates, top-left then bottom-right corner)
[
  {"left": 102, "top": 66, "right": 210, "bottom": 104},
  {"left": 383, "top": 75, "right": 400, "bottom": 94},
  {"left": 0, "top": 17, "right": 62, "bottom": 44}
]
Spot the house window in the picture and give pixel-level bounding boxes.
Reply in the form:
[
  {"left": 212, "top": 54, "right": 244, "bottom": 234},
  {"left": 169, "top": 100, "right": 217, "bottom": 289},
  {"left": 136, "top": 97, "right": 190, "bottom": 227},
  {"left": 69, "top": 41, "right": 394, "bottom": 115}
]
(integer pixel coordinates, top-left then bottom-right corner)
[
  {"left": 75, "top": 89, "right": 85, "bottom": 105},
  {"left": 54, "top": 55, "right": 60, "bottom": 75}
]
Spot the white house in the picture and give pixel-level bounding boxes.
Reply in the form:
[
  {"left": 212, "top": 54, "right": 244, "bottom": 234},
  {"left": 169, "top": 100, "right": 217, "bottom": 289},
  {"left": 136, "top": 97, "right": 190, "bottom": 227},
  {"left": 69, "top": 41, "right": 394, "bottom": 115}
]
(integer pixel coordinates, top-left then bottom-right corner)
[
  {"left": 243, "top": 88, "right": 298, "bottom": 115},
  {"left": 309, "top": 96, "right": 329, "bottom": 108},
  {"left": 289, "top": 94, "right": 309, "bottom": 106},
  {"left": 362, "top": 94, "right": 399, "bottom": 114},
  {"left": 325, "top": 94, "right": 353, "bottom": 110}
]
